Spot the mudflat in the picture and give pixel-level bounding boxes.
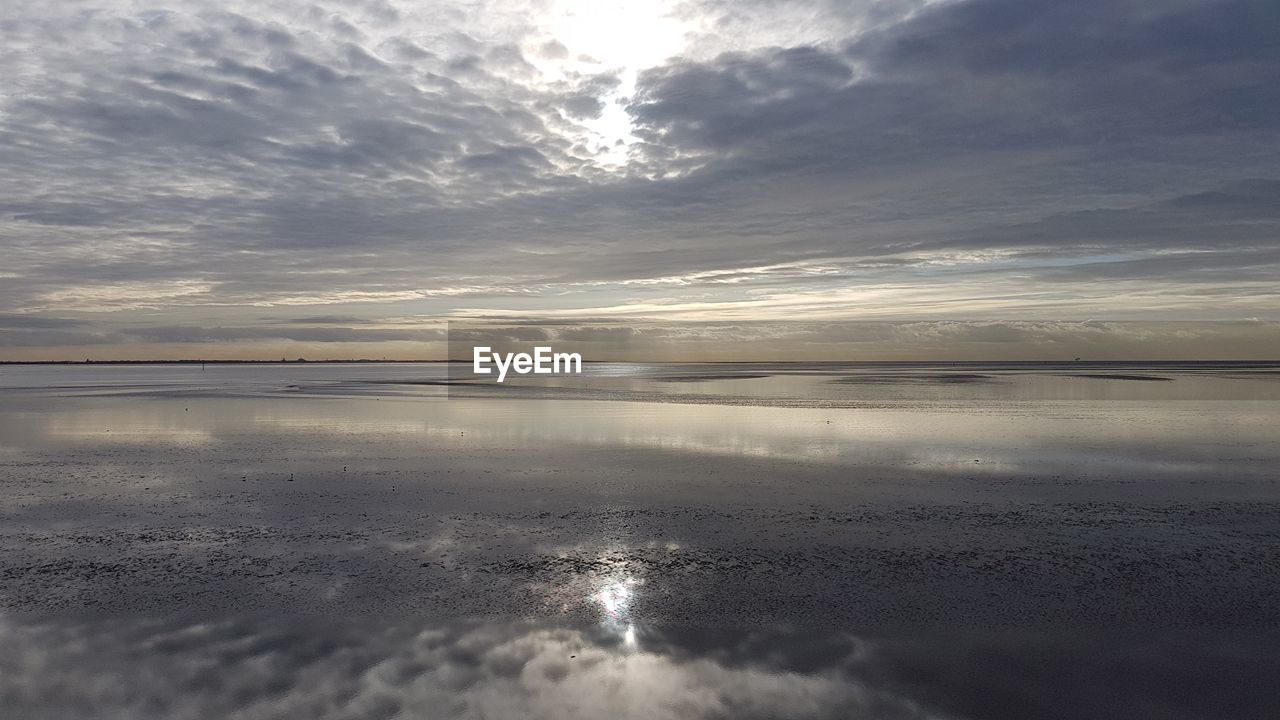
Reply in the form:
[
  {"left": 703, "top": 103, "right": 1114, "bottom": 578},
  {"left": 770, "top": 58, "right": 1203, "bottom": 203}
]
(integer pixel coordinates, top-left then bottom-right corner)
[{"left": 2, "top": 362, "right": 1278, "bottom": 719}]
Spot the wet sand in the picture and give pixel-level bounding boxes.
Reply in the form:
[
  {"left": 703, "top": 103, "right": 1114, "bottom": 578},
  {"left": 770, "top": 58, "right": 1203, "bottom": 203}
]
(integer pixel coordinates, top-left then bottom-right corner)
[{"left": 1, "top": 362, "right": 1278, "bottom": 718}]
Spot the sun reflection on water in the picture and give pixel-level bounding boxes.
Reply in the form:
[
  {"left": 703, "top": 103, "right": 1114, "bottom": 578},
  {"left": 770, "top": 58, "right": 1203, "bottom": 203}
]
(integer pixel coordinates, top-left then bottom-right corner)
[{"left": 595, "top": 577, "right": 640, "bottom": 649}]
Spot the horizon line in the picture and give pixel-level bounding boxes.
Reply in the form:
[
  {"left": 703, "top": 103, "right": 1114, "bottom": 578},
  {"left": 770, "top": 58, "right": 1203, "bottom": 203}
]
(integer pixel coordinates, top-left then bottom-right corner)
[{"left": 3, "top": 359, "right": 1280, "bottom": 366}]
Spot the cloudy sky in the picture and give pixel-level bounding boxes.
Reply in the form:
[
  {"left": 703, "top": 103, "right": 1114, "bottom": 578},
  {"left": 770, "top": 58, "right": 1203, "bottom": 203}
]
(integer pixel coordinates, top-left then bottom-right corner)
[{"left": 1, "top": 0, "right": 1277, "bottom": 359}]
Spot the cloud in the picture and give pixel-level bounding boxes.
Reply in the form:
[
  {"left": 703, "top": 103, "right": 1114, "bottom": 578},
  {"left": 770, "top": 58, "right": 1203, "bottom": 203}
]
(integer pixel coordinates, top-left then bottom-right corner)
[
  {"left": 2, "top": 615, "right": 1275, "bottom": 720},
  {"left": 0, "top": 314, "right": 85, "bottom": 329},
  {"left": 437, "top": 320, "right": 1280, "bottom": 360},
  {"left": 634, "top": 0, "right": 1280, "bottom": 157},
  {"left": 118, "top": 325, "right": 445, "bottom": 344},
  {"left": 268, "top": 315, "right": 379, "bottom": 324},
  {"left": 0, "top": 616, "right": 944, "bottom": 720},
  {"left": 1, "top": 0, "right": 1277, "bottom": 358}
]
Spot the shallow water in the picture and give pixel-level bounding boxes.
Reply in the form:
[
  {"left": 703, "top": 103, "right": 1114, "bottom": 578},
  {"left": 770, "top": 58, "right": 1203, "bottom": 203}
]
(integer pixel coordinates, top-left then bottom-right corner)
[{"left": 1, "top": 362, "right": 1278, "bottom": 718}]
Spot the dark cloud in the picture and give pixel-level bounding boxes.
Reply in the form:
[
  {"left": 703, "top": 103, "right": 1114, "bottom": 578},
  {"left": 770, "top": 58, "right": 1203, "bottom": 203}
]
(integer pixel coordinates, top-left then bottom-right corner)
[{"left": 631, "top": 0, "right": 1280, "bottom": 165}]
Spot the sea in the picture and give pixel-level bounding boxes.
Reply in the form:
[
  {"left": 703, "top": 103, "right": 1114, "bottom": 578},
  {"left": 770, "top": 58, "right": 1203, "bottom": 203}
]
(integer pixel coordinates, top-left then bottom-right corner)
[{"left": 1, "top": 361, "right": 1278, "bottom": 719}]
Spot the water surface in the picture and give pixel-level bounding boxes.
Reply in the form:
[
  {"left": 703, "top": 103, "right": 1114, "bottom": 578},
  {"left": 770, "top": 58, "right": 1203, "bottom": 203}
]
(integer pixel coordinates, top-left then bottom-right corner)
[{"left": 2, "top": 362, "right": 1278, "bottom": 718}]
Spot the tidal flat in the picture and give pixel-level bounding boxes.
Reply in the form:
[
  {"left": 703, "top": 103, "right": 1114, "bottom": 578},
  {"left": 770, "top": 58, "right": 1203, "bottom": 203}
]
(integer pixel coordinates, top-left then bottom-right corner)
[{"left": 1, "top": 362, "right": 1278, "bottom": 719}]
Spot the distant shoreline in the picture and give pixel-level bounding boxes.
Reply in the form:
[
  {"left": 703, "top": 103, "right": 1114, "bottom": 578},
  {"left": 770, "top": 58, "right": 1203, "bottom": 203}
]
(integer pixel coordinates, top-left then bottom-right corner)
[
  {"left": 0, "top": 359, "right": 451, "bottom": 365},
  {"left": 2, "top": 359, "right": 1279, "bottom": 367}
]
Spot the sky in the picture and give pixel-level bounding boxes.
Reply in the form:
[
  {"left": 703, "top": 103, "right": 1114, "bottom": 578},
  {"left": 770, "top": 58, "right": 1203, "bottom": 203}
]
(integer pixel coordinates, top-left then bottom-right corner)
[{"left": 0, "top": 0, "right": 1277, "bottom": 360}]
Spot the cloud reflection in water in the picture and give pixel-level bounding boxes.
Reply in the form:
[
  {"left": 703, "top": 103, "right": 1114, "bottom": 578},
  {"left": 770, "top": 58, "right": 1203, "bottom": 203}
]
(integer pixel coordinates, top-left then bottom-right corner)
[
  {"left": 0, "top": 614, "right": 942, "bottom": 720},
  {"left": 2, "top": 614, "right": 1276, "bottom": 720}
]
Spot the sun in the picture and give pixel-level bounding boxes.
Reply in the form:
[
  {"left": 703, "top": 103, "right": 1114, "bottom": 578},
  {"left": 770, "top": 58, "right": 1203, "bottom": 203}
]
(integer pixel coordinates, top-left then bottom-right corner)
[
  {"left": 531, "top": 0, "right": 695, "bottom": 164},
  {"left": 547, "top": 0, "right": 689, "bottom": 73}
]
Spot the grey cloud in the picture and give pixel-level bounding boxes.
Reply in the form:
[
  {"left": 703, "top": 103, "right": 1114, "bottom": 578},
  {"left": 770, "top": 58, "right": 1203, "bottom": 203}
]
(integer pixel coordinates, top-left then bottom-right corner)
[
  {"left": 1, "top": 616, "right": 1275, "bottom": 720},
  {"left": 631, "top": 0, "right": 1280, "bottom": 167},
  {"left": 900, "top": 178, "right": 1280, "bottom": 260},
  {"left": 1163, "top": 178, "right": 1280, "bottom": 214},
  {"left": 450, "top": 327, "right": 552, "bottom": 344},
  {"left": 0, "top": 315, "right": 111, "bottom": 347},
  {"left": 429, "top": 320, "right": 1280, "bottom": 360},
  {"left": 560, "top": 94, "right": 605, "bottom": 120},
  {"left": 120, "top": 325, "right": 445, "bottom": 344},
  {"left": 1, "top": 0, "right": 1277, "bottom": 358},
  {"left": 0, "top": 330, "right": 124, "bottom": 347},
  {"left": 0, "top": 314, "right": 85, "bottom": 329},
  {"left": 0, "top": 616, "right": 944, "bottom": 720},
  {"left": 538, "top": 39, "right": 570, "bottom": 60},
  {"left": 860, "top": 0, "right": 1280, "bottom": 76},
  {"left": 270, "top": 315, "right": 379, "bottom": 324},
  {"left": 556, "top": 326, "right": 639, "bottom": 342}
]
